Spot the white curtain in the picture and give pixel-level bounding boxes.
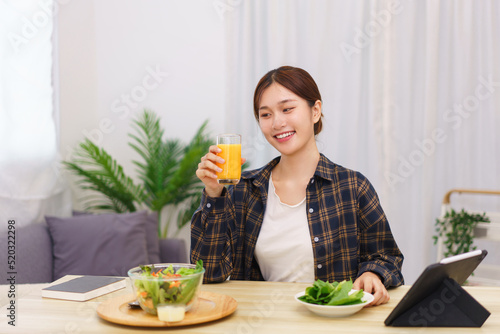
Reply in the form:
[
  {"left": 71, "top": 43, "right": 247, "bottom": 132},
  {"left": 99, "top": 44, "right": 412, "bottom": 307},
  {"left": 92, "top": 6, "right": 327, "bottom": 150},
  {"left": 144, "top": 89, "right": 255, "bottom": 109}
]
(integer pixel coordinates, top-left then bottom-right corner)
[
  {"left": 224, "top": 0, "right": 500, "bottom": 284},
  {"left": 0, "top": 0, "right": 71, "bottom": 231}
]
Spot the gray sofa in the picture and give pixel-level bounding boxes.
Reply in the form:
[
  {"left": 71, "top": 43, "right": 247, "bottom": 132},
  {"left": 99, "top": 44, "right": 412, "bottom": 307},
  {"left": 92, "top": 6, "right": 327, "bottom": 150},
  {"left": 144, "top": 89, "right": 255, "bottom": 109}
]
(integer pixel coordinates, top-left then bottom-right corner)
[{"left": 0, "top": 217, "right": 187, "bottom": 284}]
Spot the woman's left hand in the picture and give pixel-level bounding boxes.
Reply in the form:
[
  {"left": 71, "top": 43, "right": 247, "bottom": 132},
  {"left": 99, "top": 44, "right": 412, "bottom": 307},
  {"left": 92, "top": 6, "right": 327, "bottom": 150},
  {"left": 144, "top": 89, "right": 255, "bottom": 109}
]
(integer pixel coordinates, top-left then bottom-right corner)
[{"left": 353, "top": 272, "right": 390, "bottom": 306}]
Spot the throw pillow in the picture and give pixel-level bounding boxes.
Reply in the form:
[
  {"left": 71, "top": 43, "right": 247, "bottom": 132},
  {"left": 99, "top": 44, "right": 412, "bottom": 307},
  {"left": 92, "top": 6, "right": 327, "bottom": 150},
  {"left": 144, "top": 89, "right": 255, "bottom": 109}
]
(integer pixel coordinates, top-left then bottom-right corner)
[
  {"left": 0, "top": 224, "right": 53, "bottom": 283},
  {"left": 145, "top": 212, "right": 161, "bottom": 264},
  {"left": 46, "top": 211, "right": 149, "bottom": 280},
  {"left": 72, "top": 210, "right": 160, "bottom": 264}
]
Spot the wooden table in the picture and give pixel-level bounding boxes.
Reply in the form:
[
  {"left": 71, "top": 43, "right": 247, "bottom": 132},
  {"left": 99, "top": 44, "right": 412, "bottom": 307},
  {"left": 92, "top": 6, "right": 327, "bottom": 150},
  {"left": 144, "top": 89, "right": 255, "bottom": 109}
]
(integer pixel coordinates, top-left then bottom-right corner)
[{"left": 1, "top": 277, "right": 499, "bottom": 333}]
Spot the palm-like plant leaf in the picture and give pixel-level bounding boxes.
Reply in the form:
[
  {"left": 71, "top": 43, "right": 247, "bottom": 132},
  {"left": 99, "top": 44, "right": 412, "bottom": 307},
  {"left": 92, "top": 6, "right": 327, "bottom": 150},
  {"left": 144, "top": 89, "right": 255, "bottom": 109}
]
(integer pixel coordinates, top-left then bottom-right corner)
[
  {"left": 63, "top": 139, "right": 146, "bottom": 212},
  {"left": 151, "top": 121, "right": 211, "bottom": 212},
  {"left": 65, "top": 110, "right": 214, "bottom": 237},
  {"left": 128, "top": 110, "right": 163, "bottom": 192}
]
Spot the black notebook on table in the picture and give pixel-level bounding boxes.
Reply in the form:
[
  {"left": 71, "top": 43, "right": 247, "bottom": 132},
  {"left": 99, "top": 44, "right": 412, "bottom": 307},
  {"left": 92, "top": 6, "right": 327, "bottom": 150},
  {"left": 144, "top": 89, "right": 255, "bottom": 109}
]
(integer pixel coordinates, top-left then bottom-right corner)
[{"left": 42, "top": 276, "right": 126, "bottom": 302}]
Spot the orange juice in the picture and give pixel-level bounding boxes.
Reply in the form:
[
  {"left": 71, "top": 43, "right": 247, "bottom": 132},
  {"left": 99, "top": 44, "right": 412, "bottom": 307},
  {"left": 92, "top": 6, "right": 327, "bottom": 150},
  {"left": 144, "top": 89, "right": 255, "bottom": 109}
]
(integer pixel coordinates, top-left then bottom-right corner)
[{"left": 216, "top": 143, "right": 241, "bottom": 185}]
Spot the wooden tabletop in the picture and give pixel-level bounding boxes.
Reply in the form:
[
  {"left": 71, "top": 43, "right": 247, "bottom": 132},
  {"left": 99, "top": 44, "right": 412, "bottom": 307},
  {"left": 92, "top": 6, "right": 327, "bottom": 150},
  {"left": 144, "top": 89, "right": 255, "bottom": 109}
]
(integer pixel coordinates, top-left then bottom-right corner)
[{"left": 1, "top": 277, "right": 499, "bottom": 333}]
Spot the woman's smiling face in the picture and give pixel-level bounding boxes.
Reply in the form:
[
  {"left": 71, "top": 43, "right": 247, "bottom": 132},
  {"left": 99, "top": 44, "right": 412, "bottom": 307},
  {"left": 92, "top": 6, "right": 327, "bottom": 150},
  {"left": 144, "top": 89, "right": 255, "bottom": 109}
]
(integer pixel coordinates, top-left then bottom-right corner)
[{"left": 257, "top": 83, "right": 321, "bottom": 157}]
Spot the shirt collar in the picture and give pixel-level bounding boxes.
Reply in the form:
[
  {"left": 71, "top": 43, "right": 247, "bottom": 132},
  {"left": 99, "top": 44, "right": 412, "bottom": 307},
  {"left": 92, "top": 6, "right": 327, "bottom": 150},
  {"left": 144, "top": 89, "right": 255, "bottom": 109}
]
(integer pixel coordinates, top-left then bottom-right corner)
[
  {"left": 241, "top": 156, "right": 280, "bottom": 188},
  {"left": 242, "top": 153, "right": 337, "bottom": 185},
  {"left": 314, "top": 153, "right": 336, "bottom": 182}
]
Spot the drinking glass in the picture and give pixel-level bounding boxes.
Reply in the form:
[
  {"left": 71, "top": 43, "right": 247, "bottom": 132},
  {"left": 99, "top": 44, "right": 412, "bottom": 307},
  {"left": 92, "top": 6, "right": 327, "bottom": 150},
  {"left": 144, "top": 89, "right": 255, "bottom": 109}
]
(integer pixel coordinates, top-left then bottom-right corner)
[{"left": 216, "top": 134, "right": 241, "bottom": 185}]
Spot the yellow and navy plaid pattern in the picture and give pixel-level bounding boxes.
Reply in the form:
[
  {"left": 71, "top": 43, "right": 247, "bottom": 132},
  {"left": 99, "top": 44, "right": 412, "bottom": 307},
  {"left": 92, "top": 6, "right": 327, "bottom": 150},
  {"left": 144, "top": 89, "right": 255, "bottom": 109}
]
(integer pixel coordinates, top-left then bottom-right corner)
[{"left": 191, "top": 154, "right": 404, "bottom": 286}]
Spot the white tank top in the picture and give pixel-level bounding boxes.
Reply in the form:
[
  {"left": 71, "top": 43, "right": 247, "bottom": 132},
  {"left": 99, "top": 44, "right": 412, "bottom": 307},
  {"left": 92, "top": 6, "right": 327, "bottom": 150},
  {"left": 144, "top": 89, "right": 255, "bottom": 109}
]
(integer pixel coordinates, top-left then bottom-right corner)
[{"left": 254, "top": 174, "right": 315, "bottom": 282}]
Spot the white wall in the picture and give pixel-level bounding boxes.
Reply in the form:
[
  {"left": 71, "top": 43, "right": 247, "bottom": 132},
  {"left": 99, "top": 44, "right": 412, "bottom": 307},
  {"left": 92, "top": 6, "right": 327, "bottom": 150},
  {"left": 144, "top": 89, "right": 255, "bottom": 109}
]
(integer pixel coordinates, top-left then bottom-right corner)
[
  {"left": 57, "top": 0, "right": 227, "bottom": 247},
  {"left": 56, "top": 1, "right": 500, "bottom": 285}
]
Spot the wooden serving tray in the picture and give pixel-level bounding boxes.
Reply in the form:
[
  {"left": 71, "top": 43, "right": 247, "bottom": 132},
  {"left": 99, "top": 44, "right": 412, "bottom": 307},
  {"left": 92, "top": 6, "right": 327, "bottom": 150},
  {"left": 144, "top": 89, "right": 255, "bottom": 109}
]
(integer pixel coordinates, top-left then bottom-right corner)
[{"left": 97, "top": 291, "right": 237, "bottom": 327}]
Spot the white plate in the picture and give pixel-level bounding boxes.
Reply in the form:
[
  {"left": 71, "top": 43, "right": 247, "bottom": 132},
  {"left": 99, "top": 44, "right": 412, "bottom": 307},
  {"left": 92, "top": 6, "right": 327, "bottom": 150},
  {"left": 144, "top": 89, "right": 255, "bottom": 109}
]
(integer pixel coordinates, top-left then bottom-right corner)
[{"left": 294, "top": 290, "right": 374, "bottom": 318}]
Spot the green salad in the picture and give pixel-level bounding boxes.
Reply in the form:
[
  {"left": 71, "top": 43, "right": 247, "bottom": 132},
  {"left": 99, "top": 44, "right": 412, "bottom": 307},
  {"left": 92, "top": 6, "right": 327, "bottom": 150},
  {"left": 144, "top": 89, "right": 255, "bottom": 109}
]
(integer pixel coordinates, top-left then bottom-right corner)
[
  {"left": 298, "top": 279, "right": 365, "bottom": 306},
  {"left": 133, "top": 260, "right": 204, "bottom": 313}
]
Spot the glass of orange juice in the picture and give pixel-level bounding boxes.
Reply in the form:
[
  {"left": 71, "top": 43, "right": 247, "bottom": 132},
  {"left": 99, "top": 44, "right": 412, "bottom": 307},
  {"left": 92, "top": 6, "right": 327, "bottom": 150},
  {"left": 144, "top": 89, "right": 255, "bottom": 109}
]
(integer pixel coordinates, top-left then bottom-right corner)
[{"left": 216, "top": 134, "right": 241, "bottom": 185}]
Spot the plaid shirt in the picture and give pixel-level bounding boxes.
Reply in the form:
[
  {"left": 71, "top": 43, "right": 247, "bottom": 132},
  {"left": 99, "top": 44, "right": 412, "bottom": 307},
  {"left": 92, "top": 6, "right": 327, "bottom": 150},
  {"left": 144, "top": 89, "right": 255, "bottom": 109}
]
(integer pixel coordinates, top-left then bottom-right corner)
[{"left": 191, "top": 154, "right": 404, "bottom": 287}]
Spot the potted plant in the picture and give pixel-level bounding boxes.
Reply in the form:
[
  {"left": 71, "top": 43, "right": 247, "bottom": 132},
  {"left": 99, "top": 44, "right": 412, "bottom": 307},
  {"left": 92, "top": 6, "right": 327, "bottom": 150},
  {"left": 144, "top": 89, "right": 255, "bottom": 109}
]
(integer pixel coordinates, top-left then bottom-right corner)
[
  {"left": 63, "top": 110, "right": 212, "bottom": 261},
  {"left": 433, "top": 208, "right": 490, "bottom": 258}
]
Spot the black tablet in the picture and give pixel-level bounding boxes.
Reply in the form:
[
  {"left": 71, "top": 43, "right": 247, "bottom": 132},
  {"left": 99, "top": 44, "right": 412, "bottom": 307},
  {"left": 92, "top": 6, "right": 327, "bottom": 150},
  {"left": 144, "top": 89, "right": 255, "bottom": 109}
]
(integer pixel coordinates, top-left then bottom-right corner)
[{"left": 384, "top": 249, "right": 488, "bottom": 326}]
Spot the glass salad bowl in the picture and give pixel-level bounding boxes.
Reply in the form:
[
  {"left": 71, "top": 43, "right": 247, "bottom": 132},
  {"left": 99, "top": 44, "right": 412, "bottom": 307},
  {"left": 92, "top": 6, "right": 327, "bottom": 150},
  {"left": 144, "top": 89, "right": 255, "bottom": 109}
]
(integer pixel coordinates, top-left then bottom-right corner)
[{"left": 127, "top": 261, "right": 205, "bottom": 319}]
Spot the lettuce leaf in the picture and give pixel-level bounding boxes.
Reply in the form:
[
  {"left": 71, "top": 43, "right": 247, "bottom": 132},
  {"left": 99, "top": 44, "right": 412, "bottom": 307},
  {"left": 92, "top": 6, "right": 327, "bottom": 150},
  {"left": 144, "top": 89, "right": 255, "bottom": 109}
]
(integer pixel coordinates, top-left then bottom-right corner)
[{"left": 298, "top": 279, "right": 364, "bottom": 306}]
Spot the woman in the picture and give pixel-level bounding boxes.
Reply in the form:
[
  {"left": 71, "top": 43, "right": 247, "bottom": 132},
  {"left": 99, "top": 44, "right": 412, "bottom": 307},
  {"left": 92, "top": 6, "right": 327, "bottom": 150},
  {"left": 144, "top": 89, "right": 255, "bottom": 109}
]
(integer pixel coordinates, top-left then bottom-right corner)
[{"left": 191, "top": 66, "right": 404, "bottom": 305}]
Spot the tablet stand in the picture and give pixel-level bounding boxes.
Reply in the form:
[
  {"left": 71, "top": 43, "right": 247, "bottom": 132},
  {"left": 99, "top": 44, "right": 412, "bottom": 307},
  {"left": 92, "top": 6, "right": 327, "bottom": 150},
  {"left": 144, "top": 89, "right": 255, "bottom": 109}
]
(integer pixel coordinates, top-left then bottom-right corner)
[{"left": 391, "top": 277, "right": 490, "bottom": 327}]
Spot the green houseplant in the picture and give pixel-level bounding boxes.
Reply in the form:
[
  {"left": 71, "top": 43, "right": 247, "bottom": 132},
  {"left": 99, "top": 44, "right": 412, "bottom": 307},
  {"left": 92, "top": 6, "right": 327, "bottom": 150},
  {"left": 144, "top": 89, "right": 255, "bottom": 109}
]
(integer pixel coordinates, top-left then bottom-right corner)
[
  {"left": 63, "top": 110, "right": 212, "bottom": 239},
  {"left": 433, "top": 208, "right": 490, "bottom": 258}
]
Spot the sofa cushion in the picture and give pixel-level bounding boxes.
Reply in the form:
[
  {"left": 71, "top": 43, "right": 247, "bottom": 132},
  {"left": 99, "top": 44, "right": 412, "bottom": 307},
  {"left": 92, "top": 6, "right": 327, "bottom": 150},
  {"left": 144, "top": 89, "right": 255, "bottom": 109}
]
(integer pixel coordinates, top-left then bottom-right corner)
[
  {"left": 145, "top": 212, "right": 161, "bottom": 264},
  {"left": 46, "top": 211, "right": 149, "bottom": 280},
  {"left": 159, "top": 238, "right": 187, "bottom": 263},
  {"left": 0, "top": 223, "right": 53, "bottom": 283},
  {"left": 73, "top": 210, "right": 160, "bottom": 264}
]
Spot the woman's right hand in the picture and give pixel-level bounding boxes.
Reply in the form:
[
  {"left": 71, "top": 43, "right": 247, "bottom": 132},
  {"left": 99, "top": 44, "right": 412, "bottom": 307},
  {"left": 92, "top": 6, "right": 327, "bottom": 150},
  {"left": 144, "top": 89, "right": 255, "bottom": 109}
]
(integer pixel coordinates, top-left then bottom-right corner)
[{"left": 196, "top": 145, "right": 225, "bottom": 197}]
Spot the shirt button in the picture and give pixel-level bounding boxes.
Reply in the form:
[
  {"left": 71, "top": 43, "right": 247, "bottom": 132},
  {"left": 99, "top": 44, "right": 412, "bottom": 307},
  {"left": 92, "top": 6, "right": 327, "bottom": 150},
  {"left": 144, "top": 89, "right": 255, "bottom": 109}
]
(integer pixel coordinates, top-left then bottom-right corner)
[
  {"left": 309, "top": 208, "right": 314, "bottom": 213},
  {"left": 317, "top": 264, "right": 323, "bottom": 269},
  {"left": 206, "top": 203, "right": 211, "bottom": 208},
  {"left": 311, "top": 179, "right": 314, "bottom": 184},
  {"left": 314, "top": 237, "right": 319, "bottom": 242}
]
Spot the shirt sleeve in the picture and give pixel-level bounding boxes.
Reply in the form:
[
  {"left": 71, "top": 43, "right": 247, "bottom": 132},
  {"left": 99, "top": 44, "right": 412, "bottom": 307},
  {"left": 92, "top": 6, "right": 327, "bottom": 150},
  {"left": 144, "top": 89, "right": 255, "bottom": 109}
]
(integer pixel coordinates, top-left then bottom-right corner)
[
  {"left": 190, "top": 187, "right": 235, "bottom": 283},
  {"left": 355, "top": 174, "right": 404, "bottom": 287}
]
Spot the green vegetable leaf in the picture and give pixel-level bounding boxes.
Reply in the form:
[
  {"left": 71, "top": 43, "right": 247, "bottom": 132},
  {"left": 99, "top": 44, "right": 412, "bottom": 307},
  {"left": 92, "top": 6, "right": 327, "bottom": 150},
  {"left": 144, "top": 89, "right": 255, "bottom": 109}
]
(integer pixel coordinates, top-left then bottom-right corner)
[
  {"left": 195, "top": 259, "right": 204, "bottom": 272},
  {"left": 162, "top": 264, "right": 175, "bottom": 275},
  {"left": 300, "top": 279, "right": 364, "bottom": 306}
]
